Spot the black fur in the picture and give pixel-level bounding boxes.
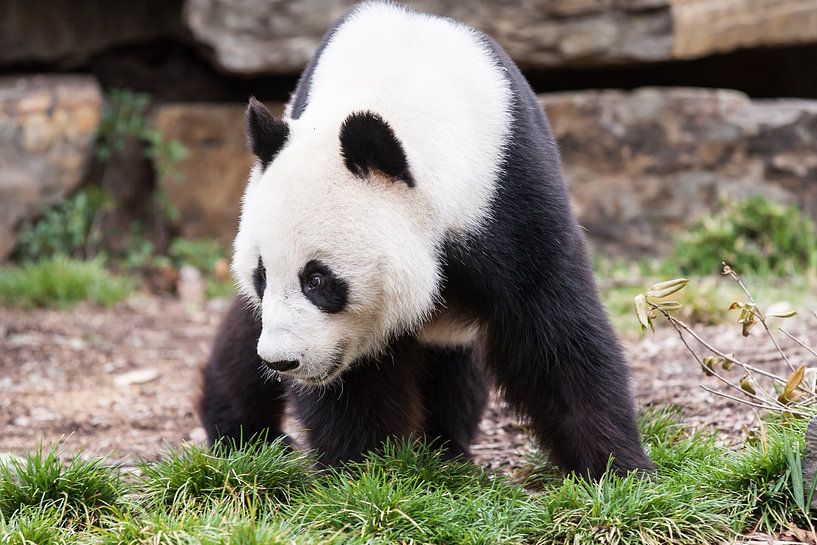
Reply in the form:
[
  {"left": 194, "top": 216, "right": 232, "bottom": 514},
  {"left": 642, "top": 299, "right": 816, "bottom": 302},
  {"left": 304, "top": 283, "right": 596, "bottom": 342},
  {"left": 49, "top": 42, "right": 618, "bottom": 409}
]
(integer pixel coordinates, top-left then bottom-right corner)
[
  {"left": 340, "top": 112, "right": 414, "bottom": 186},
  {"left": 436, "top": 33, "right": 652, "bottom": 477},
  {"left": 299, "top": 259, "right": 349, "bottom": 314},
  {"left": 420, "top": 346, "right": 488, "bottom": 458},
  {"left": 201, "top": 5, "right": 652, "bottom": 478},
  {"left": 246, "top": 97, "right": 288, "bottom": 168},
  {"left": 202, "top": 317, "right": 488, "bottom": 464},
  {"left": 199, "top": 297, "right": 289, "bottom": 445},
  {"left": 291, "top": 337, "right": 426, "bottom": 466},
  {"left": 252, "top": 257, "right": 266, "bottom": 299}
]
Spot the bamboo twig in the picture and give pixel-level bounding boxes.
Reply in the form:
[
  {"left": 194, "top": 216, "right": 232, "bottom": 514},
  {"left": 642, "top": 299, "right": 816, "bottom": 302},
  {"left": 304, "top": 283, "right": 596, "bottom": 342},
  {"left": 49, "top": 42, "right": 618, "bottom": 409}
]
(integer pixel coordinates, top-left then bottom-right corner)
[
  {"left": 655, "top": 306, "right": 791, "bottom": 410},
  {"left": 722, "top": 263, "right": 796, "bottom": 372},
  {"left": 778, "top": 328, "right": 817, "bottom": 360},
  {"left": 699, "top": 385, "right": 809, "bottom": 416},
  {"left": 658, "top": 309, "right": 786, "bottom": 383}
]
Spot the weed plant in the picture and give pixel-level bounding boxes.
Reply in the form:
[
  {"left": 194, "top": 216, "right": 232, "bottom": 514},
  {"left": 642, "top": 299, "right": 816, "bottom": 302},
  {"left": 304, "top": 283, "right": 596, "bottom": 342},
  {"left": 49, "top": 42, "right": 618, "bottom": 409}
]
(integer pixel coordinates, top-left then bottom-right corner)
[
  {"left": 15, "top": 189, "right": 111, "bottom": 262},
  {"left": 0, "top": 256, "right": 132, "bottom": 309},
  {"left": 97, "top": 89, "right": 186, "bottom": 179},
  {"left": 671, "top": 196, "right": 817, "bottom": 276}
]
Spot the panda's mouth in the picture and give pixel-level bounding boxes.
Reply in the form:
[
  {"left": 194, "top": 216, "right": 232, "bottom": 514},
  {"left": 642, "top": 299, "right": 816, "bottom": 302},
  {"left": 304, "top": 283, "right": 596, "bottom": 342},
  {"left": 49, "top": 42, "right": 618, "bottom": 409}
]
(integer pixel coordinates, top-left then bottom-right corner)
[{"left": 298, "top": 358, "right": 345, "bottom": 386}]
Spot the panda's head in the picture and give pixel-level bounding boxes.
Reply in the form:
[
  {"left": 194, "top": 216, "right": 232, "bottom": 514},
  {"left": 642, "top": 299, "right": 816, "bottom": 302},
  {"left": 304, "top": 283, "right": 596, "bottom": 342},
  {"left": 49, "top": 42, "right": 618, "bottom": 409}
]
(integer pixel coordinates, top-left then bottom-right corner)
[{"left": 232, "top": 99, "right": 441, "bottom": 386}]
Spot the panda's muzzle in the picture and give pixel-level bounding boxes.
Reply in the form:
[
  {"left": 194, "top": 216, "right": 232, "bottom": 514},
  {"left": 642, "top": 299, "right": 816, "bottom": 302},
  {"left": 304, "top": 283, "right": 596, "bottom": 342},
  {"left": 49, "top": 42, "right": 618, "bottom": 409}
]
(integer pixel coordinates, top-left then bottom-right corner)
[{"left": 264, "top": 359, "right": 300, "bottom": 372}]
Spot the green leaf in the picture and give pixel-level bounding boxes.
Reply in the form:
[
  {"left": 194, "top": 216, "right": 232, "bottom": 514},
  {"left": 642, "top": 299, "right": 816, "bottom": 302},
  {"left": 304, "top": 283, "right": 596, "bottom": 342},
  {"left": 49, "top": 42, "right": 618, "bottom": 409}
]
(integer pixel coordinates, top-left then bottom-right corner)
[
  {"left": 646, "top": 278, "right": 689, "bottom": 299},
  {"left": 634, "top": 293, "right": 652, "bottom": 332},
  {"left": 740, "top": 376, "right": 757, "bottom": 396}
]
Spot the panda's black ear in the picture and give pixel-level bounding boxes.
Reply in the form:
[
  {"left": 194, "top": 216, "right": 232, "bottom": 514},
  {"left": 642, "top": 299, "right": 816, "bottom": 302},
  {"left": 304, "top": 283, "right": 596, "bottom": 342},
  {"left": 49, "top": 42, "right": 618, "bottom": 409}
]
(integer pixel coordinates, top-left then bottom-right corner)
[
  {"left": 339, "top": 111, "right": 414, "bottom": 187},
  {"left": 246, "top": 97, "right": 289, "bottom": 167}
]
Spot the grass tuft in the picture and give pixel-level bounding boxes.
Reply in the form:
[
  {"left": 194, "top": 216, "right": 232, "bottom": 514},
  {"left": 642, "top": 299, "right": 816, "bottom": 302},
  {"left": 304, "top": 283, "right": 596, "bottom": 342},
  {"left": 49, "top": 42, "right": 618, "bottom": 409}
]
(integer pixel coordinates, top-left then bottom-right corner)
[
  {"left": 287, "top": 440, "right": 535, "bottom": 543},
  {"left": 712, "top": 418, "right": 816, "bottom": 532},
  {"left": 2, "top": 411, "right": 814, "bottom": 544},
  {"left": 0, "top": 256, "right": 132, "bottom": 309},
  {"left": 0, "top": 505, "right": 76, "bottom": 545},
  {"left": 0, "top": 446, "right": 123, "bottom": 525},
  {"left": 139, "top": 436, "right": 312, "bottom": 507}
]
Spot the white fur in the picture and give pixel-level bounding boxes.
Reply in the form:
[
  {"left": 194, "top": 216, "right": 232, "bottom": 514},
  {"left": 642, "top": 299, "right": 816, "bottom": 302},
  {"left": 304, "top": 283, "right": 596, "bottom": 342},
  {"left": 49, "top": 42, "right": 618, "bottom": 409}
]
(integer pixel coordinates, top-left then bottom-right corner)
[{"left": 233, "top": 2, "right": 512, "bottom": 384}]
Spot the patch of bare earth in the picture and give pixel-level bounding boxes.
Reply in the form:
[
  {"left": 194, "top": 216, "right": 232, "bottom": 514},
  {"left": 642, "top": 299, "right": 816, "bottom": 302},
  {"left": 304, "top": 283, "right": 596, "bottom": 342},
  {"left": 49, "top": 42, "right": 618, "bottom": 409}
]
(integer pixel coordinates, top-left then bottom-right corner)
[{"left": 1, "top": 293, "right": 814, "bottom": 474}]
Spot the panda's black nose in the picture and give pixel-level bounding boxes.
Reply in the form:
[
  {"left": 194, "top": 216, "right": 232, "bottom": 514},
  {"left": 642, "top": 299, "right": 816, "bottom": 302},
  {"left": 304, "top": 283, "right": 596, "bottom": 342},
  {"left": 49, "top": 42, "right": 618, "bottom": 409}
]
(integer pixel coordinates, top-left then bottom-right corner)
[{"left": 265, "top": 359, "right": 300, "bottom": 372}]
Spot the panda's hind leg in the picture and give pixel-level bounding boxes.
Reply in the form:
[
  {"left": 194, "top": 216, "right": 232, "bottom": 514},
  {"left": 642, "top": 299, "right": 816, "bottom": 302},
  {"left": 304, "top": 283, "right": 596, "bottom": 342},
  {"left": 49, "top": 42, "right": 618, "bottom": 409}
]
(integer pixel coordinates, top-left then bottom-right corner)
[
  {"left": 420, "top": 345, "right": 488, "bottom": 458},
  {"left": 199, "top": 296, "right": 290, "bottom": 449}
]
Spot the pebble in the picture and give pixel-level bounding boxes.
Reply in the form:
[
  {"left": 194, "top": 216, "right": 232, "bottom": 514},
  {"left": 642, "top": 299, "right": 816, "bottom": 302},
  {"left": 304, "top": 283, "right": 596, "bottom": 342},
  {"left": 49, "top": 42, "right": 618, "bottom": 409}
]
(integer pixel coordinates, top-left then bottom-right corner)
[
  {"left": 114, "top": 368, "right": 161, "bottom": 386},
  {"left": 177, "top": 265, "right": 205, "bottom": 310},
  {"left": 189, "top": 427, "right": 207, "bottom": 444},
  {"left": 13, "top": 416, "right": 30, "bottom": 427}
]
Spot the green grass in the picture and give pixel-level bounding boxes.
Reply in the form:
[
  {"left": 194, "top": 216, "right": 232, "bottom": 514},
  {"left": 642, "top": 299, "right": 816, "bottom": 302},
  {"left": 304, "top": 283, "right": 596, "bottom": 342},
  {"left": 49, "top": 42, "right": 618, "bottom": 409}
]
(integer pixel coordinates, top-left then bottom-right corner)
[
  {"left": 0, "top": 446, "right": 123, "bottom": 527},
  {"left": 671, "top": 196, "right": 817, "bottom": 276},
  {"left": 0, "top": 256, "right": 132, "bottom": 309},
  {"left": 1, "top": 410, "right": 814, "bottom": 545},
  {"left": 139, "top": 436, "right": 312, "bottom": 507}
]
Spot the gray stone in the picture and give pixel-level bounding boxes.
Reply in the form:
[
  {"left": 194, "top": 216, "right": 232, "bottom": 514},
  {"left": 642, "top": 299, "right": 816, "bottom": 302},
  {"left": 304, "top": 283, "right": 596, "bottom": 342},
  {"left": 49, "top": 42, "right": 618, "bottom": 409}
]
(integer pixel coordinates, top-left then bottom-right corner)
[
  {"left": 542, "top": 88, "right": 817, "bottom": 255},
  {"left": 0, "top": 75, "right": 103, "bottom": 261},
  {"left": 150, "top": 89, "right": 817, "bottom": 257},
  {"left": 183, "top": 0, "right": 817, "bottom": 75},
  {"left": 183, "top": 0, "right": 673, "bottom": 74}
]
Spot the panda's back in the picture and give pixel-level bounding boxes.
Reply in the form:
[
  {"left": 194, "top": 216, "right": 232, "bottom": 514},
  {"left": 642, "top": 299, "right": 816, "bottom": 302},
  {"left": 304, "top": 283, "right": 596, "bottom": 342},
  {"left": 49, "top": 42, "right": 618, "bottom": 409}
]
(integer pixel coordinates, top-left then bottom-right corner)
[{"left": 291, "top": 1, "right": 514, "bottom": 235}]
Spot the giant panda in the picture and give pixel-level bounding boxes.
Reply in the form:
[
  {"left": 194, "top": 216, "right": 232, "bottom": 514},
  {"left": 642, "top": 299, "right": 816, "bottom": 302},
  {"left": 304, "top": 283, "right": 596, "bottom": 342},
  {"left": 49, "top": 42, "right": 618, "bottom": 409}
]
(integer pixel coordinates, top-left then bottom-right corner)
[{"left": 199, "top": 1, "right": 653, "bottom": 478}]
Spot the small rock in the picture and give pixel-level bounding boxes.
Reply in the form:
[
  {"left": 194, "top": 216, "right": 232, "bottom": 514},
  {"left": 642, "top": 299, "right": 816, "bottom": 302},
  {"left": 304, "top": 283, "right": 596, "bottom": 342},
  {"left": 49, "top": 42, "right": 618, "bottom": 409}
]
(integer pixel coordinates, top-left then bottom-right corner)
[
  {"left": 114, "top": 368, "right": 161, "bottom": 387},
  {"left": 177, "top": 265, "right": 205, "bottom": 309},
  {"left": 13, "top": 416, "right": 31, "bottom": 427},
  {"left": 214, "top": 258, "right": 230, "bottom": 281},
  {"left": 189, "top": 427, "right": 207, "bottom": 444},
  {"left": 30, "top": 408, "right": 56, "bottom": 422},
  {"left": 66, "top": 337, "right": 86, "bottom": 350}
]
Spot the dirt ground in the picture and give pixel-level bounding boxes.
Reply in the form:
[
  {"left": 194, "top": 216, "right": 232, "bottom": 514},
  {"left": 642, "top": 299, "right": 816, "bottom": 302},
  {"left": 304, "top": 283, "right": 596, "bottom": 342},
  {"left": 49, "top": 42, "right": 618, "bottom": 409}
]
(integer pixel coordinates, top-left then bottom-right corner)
[{"left": 1, "top": 293, "right": 814, "bottom": 473}]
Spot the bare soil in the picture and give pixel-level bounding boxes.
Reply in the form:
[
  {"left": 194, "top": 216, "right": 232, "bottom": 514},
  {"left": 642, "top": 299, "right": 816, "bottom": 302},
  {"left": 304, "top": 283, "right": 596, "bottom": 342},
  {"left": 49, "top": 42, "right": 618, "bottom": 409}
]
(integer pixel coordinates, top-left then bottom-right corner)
[{"left": 1, "top": 294, "right": 813, "bottom": 473}]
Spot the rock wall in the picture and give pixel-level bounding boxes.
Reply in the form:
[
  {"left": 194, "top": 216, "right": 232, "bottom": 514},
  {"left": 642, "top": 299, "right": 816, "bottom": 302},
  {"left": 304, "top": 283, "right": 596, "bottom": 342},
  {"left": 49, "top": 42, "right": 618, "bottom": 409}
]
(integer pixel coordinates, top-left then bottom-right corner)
[
  {"left": 0, "top": 76, "right": 102, "bottom": 260},
  {"left": 671, "top": 0, "right": 817, "bottom": 59},
  {"left": 150, "top": 88, "right": 817, "bottom": 255},
  {"left": 0, "top": 0, "right": 183, "bottom": 68},
  {"left": 185, "top": 0, "right": 817, "bottom": 75},
  {"left": 154, "top": 103, "right": 284, "bottom": 243},
  {"left": 3, "top": 1, "right": 817, "bottom": 76},
  {"left": 546, "top": 88, "right": 817, "bottom": 255},
  {"left": 3, "top": 2, "right": 817, "bottom": 261}
]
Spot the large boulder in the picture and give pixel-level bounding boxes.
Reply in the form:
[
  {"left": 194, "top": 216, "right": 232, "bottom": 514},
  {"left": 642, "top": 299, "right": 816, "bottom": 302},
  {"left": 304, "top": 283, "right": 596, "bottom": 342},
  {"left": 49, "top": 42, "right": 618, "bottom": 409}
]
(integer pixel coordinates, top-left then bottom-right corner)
[
  {"left": 0, "top": 75, "right": 103, "bottom": 261},
  {"left": 184, "top": 0, "right": 817, "bottom": 75},
  {"left": 153, "top": 103, "right": 283, "bottom": 243},
  {"left": 671, "top": 0, "right": 817, "bottom": 59},
  {"left": 544, "top": 87, "right": 817, "bottom": 255}
]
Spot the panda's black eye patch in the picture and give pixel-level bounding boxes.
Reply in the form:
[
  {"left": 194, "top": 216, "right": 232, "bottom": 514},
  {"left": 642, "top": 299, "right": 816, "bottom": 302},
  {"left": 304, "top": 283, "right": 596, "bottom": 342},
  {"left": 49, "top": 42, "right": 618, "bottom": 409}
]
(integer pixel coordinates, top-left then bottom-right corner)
[
  {"left": 253, "top": 257, "right": 266, "bottom": 299},
  {"left": 300, "top": 260, "right": 348, "bottom": 313}
]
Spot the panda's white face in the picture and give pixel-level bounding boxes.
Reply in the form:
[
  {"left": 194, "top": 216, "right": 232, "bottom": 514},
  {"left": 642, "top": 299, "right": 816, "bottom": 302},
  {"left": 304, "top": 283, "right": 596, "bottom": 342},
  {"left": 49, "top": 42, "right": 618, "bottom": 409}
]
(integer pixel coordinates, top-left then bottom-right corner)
[{"left": 232, "top": 113, "right": 441, "bottom": 386}]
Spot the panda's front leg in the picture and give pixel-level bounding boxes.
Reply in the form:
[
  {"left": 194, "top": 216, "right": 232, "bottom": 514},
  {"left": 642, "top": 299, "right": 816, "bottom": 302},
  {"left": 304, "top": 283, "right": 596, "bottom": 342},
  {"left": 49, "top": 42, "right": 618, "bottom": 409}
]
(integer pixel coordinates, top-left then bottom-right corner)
[
  {"left": 199, "top": 297, "right": 291, "bottom": 449},
  {"left": 289, "top": 338, "right": 426, "bottom": 466},
  {"left": 483, "top": 286, "right": 654, "bottom": 479}
]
